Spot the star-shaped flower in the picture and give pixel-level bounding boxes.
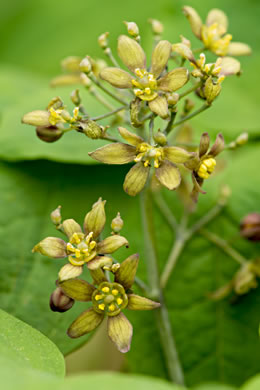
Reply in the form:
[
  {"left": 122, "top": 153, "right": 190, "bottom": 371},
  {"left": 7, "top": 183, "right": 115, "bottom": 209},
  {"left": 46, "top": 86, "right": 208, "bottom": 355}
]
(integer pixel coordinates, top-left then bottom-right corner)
[
  {"left": 89, "top": 127, "right": 193, "bottom": 196},
  {"left": 100, "top": 35, "right": 189, "bottom": 118},
  {"left": 58, "top": 253, "right": 160, "bottom": 353}
]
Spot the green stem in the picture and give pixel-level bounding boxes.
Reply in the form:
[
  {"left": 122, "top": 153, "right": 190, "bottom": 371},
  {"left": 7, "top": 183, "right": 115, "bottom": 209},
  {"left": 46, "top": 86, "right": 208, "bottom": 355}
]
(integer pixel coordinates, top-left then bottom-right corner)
[
  {"left": 179, "top": 82, "right": 202, "bottom": 99},
  {"left": 140, "top": 189, "right": 185, "bottom": 385},
  {"left": 89, "top": 86, "right": 115, "bottom": 111},
  {"left": 170, "top": 103, "right": 210, "bottom": 131},
  {"left": 104, "top": 47, "right": 121, "bottom": 68},
  {"left": 152, "top": 191, "right": 178, "bottom": 231},
  {"left": 89, "top": 74, "right": 128, "bottom": 106},
  {"left": 91, "top": 106, "right": 126, "bottom": 121},
  {"left": 200, "top": 229, "right": 247, "bottom": 265},
  {"left": 164, "top": 111, "right": 177, "bottom": 135}
]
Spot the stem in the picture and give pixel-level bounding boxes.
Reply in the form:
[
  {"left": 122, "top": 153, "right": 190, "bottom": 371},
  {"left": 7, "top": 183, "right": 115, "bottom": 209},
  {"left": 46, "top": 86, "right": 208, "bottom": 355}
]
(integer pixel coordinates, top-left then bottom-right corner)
[
  {"left": 179, "top": 82, "right": 202, "bottom": 99},
  {"left": 104, "top": 47, "right": 121, "bottom": 68},
  {"left": 91, "top": 106, "right": 126, "bottom": 121},
  {"left": 149, "top": 115, "right": 155, "bottom": 143},
  {"left": 89, "top": 86, "right": 115, "bottom": 111},
  {"left": 192, "top": 46, "right": 206, "bottom": 54},
  {"left": 170, "top": 103, "right": 210, "bottom": 131},
  {"left": 152, "top": 191, "right": 178, "bottom": 231},
  {"left": 89, "top": 74, "right": 128, "bottom": 106},
  {"left": 140, "top": 188, "right": 185, "bottom": 385},
  {"left": 134, "top": 276, "right": 149, "bottom": 293},
  {"left": 200, "top": 229, "right": 247, "bottom": 265},
  {"left": 164, "top": 111, "right": 177, "bottom": 135}
]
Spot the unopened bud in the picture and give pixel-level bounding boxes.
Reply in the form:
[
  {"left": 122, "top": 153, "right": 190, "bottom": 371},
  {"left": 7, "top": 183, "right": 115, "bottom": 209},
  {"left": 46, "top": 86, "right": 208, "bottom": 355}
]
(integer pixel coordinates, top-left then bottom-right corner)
[
  {"left": 98, "top": 32, "right": 109, "bottom": 49},
  {"left": 234, "top": 264, "right": 257, "bottom": 295},
  {"left": 153, "top": 131, "right": 167, "bottom": 146},
  {"left": 180, "top": 35, "right": 191, "bottom": 47},
  {"left": 111, "top": 263, "right": 120, "bottom": 273},
  {"left": 240, "top": 213, "right": 260, "bottom": 242},
  {"left": 124, "top": 21, "right": 139, "bottom": 38},
  {"left": 218, "top": 185, "right": 231, "bottom": 206},
  {"left": 111, "top": 212, "right": 124, "bottom": 233},
  {"left": 36, "top": 125, "right": 63, "bottom": 143},
  {"left": 80, "top": 120, "right": 102, "bottom": 139},
  {"left": 166, "top": 92, "right": 179, "bottom": 106},
  {"left": 149, "top": 19, "right": 164, "bottom": 35},
  {"left": 50, "top": 287, "right": 74, "bottom": 313},
  {"left": 22, "top": 110, "right": 50, "bottom": 127},
  {"left": 236, "top": 132, "right": 248, "bottom": 146},
  {"left": 172, "top": 43, "right": 195, "bottom": 63},
  {"left": 80, "top": 57, "right": 92, "bottom": 74},
  {"left": 80, "top": 73, "right": 92, "bottom": 88},
  {"left": 60, "top": 110, "right": 72, "bottom": 122},
  {"left": 51, "top": 206, "right": 62, "bottom": 225},
  {"left": 61, "top": 56, "right": 82, "bottom": 72},
  {"left": 184, "top": 98, "right": 195, "bottom": 114},
  {"left": 70, "top": 89, "right": 81, "bottom": 106},
  {"left": 204, "top": 77, "right": 221, "bottom": 104},
  {"left": 47, "top": 96, "right": 64, "bottom": 110},
  {"left": 50, "top": 74, "right": 82, "bottom": 87}
]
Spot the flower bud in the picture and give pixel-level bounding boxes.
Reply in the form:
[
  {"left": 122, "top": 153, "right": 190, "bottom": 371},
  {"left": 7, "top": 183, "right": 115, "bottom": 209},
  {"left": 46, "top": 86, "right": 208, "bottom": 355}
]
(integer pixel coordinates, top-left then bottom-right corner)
[
  {"left": 80, "top": 120, "right": 103, "bottom": 139},
  {"left": 70, "top": 89, "right": 81, "bottom": 106},
  {"left": 50, "top": 287, "right": 74, "bottom": 312},
  {"left": 166, "top": 93, "right": 179, "bottom": 107},
  {"left": 61, "top": 56, "right": 82, "bottom": 72},
  {"left": 50, "top": 74, "right": 82, "bottom": 87},
  {"left": 204, "top": 77, "right": 221, "bottom": 104},
  {"left": 124, "top": 21, "right": 139, "bottom": 38},
  {"left": 153, "top": 131, "right": 167, "bottom": 146},
  {"left": 236, "top": 132, "right": 248, "bottom": 146},
  {"left": 111, "top": 212, "right": 124, "bottom": 233},
  {"left": 240, "top": 213, "right": 260, "bottom": 242},
  {"left": 98, "top": 32, "right": 109, "bottom": 49},
  {"left": 184, "top": 98, "right": 195, "bottom": 114},
  {"left": 172, "top": 43, "right": 195, "bottom": 63},
  {"left": 22, "top": 110, "right": 50, "bottom": 127},
  {"left": 51, "top": 206, "right": 62, "bottom": 225},
  {"left": 149, "top": 19, "right": 164, "bottom": 35},
  {"left": 182, "top": 6, "right": 202, "bottom": 39},
  {"left": 80, "top": 73, "right": 92, "bottom": 88},
  {"left": 36, "top": 125, "right": 63, "bottom": 143},
  {"left": 80, "top": 57, "right": 92, "bottom": 74}
]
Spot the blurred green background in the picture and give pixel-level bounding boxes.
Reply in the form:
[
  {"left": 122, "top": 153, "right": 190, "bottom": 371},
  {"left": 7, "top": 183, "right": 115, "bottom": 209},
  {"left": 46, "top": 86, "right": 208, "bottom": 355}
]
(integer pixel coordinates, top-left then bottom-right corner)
[{"left": 0, "top": 0, "right": 260, "bottom": 387}]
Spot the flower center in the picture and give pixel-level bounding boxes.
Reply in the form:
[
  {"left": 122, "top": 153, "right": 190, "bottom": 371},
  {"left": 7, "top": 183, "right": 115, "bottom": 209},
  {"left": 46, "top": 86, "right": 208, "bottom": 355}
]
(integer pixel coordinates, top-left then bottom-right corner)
[
  {"left": 197, "top": 157, "right": 216, "bottom": 179},
  {"left": 92, "top": 282, "right": 128, "bottom": 317},
  {"left": 66, "top": 232, "right": 97, "bottom": 266},
  {"left": 134, "top": 142, "right": 164, "bottom": 168},
  {"left": 132, "top": 68, "right": 158, "bottom": 101},
  {"left": 201, "top": 23, "right": 232, "bottom": 56}
]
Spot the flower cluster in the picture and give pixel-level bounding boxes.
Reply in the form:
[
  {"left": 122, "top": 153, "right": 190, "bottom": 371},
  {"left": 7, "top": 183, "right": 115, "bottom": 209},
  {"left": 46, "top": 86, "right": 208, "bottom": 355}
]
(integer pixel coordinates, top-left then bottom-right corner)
[{"left": 33, "top": 199, "right": 160, "bottom": 352}]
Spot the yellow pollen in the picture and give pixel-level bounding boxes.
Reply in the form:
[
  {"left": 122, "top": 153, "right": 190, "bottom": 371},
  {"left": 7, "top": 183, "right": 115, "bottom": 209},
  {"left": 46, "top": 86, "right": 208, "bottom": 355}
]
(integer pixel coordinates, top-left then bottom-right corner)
[
  {"left": 144, "top": 87, "right": 151, "bottom": 95},
  {"left": 117, "top": 298, "right": 123, "bottom": 305},
  {"left": 95, "top": 294, "right": 103, "bottom": 301},
  {"left": 198, "top": 158, "right": 216, "bottom": 179},
  {"left": 98, "top": 304, "right": 105, "bottom": 311},
  {"left": 108, "top": 304, "right": 115, "bottom": 311},
  {"left": 102, "top": 287, "right": 110, "bottom": 293},
  {"left": 112, "top": 289, "right": 119, "bottom": 295}
]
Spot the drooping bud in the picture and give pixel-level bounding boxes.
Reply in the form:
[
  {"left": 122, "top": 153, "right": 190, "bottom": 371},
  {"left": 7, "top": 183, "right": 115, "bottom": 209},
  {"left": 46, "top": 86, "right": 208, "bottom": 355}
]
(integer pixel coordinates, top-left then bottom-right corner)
[
  {"left": 50, "top": 287, "right": 74, "bottom": 312},
  {"left": 70, "top": 89, "right": 81, "bottom": 106},
  {"left": 36, "top": 125, "right": 63, "bottom": 143},
  {"left": 204, "top": 77, "right": 222, "bottom": 104},
  {"left": 22, "top": 110, "right": 50, "bottom": 127},
  {"left": 80, "top": 57, "right": 92, "bottom": 74},
  {"left": 51, "top": 206, "right": 62, "bottom": 226},
  {"left": 240, "top": 213, "right": 260, "bottom": 242},
  {"left": 47, "top": 96, "right": 64, "bottom": 110},
  {"left": 236, "top": 132, "right": 248, "bottom": 146},
  {"left": 148, "top": 19, "right": 164, "bottom": 35},
  {"left": 80, "top": 73, "right": 92, "bottom": 88},
  {"left": 153, "top": 131, "right": 167, "bottom": 146},
  {"left": 79, "top": 120, "right": 103, "bottom": 139},
  {"left": 98, "top": 32, "right": 109, "bottom": 49},
  {"left": 61, "top": 56, "right": 82, "bottom": 72},
  {"left": 124, "top": 21, "right": 139, "bottom": 38},
  {"left": 111, "top": 212, "right": 124, "bottom": 233}
]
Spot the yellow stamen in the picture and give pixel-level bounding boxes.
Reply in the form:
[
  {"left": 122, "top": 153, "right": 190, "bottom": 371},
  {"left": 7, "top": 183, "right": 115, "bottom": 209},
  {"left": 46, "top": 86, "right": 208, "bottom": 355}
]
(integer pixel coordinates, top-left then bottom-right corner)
[
  {"left": 98, "top": 304, "right": 105, "bottom": 311},
  {"left": 112, "top": 289, "right": 119, "bottom": 296},
  {"left": 117, "top": 298, "right": 123, "bottom": 305},
  {"left": 102, "top": 287, "right": 110, "bottom": 293},
  {"left": 108, "top": 304, "right": 115, "bottom": 311},
  {"left": 95, "top": 294, "right": 103, "bottom": 301}
]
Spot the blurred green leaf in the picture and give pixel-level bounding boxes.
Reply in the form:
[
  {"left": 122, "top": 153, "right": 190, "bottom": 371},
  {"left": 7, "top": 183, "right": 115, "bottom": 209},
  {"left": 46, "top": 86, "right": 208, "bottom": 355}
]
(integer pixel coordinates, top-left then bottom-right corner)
[
  {"left": 0, "top": 309, "right": 65, "bottom": 377},
  {"left": 241, "top": 374, "right": 260, "bottom": 390}
]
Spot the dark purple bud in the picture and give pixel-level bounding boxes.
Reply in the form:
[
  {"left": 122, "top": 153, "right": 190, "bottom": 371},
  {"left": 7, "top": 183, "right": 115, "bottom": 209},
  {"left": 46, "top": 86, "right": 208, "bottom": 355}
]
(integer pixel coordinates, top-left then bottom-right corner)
[
  {"left": 36, "top": 125, "right": 63, "bottom": 143},
  {"left": 240, "top": 213, "right": 260, "bottom": 242},
  {"left": 50, "top": 287, "right": 74, "bottom": 312}
]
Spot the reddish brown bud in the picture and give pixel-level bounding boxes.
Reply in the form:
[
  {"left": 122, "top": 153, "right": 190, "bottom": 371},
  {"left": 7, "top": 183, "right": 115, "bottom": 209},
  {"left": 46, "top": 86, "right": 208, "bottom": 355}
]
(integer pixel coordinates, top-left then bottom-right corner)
[
  {"left": 50, "top": 287, "right": 74, "bottom": 312},
  {"left": 36, "top": 125, "right": 63, "bottom": 143},
  {"left": 240, "top": 213, "right": 260, "bottom": 242}
]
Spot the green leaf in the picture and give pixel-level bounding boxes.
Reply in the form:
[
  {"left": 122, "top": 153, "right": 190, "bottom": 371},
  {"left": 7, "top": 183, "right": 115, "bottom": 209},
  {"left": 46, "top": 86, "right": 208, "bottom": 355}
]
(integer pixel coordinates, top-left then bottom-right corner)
[
  {"left": 0, "top": 309, "right": 65, "bottom": 377},
  {"left": 241, "top": 374, "right": 260, "bottom": 390}
]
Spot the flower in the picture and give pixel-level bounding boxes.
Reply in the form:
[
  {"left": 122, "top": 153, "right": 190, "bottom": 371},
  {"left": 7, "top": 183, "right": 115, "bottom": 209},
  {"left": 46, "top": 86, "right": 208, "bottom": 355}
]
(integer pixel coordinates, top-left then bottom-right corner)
[
  {"left": 89, "top": 127, "right": 193, "bottom": 196},
  {"left": 100, "top": 35, "right": 189, "bottom": 118},
  {"left": 58, "top": 253, "right": 160, "bottom": 353},
  {"left": 185, "top": 132, "right": 225, "bottom": 202},
  {"left": 183, "top": 6, "right": 251, "bottom": 57},
  {"left": 33, "top": 199, "right": 129, "bottom": 281}
]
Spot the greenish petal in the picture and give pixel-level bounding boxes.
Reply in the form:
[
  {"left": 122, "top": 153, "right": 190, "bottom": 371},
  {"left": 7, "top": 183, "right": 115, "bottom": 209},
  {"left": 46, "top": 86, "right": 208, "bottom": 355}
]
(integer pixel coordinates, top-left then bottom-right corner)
[
  {"left": 219, "top": 57, "right": 241, "bottom": 76},
  {"left": 117, "top": 35, "right": 146, "bottom": 73},
  {"left": 59, "top": 278, "right": 95, "bottom": 301},
  {"left": 32, "top": 237, "right": 67, "bottom": 258},
  {"left": 199, "top": 132, "right": 210, "bottom": 157},
  {"left": 182, "top": 6, "right": 203, "bottom": 39},
  {"left": 84, "top": 198, "right": 106, "bottom": 239},
  {"left": 163, "top": 146, "right": 193, "bottom": 163},
  {"left": 148, "top": 96, "right": 169, "bottom": 119},
  {"left": 123, "top": 162, "right": 149, "bottom": 196},
  {"left": 227, "top": 42, "right": 252, "bottom": 56},
  {"left": 100, "top": 67, "right": 133, "bottom": 88},
  {"left": 118, "top": 127, "right": 144, "bottom": 146},
  {"left": 206, "top": 8, "right": 228, "bottom": 34},
  {"left": 127, "top": 294, "right": 161, "bottom": 310},
  {"left": 209, "top": 133, "right": 225, "bottom": 156},
  {"left": 87, "top": 255, "right": 113, "bottom": 270},
  {"left": 22, "top": 110, "right": 50, "bottom": 127},
  {"left": 62, "top": 219, "right": 82, "bottom": 240},
  {"left": 115, "top": 253, "right": 139, "bottom": 290},
  {"left": 150, "top": 40, "right": 172, "bottom": 78},
  {"left": 89, "top": 143, "right": 136, "bottom": 164},
  {"left": 158, "top": 68, "right": 189, "bottom": 92},
  {"left": 172, "top": 43, "right": 195, "bottom": 63},
  {"left": 89, "top": 268, "right": 108, "bottom": 285},
  {"left": 155, "top": 160, "right": 181, "bottom": 190},
  {"left": 58, "top": 263, "right": 83, "bottom": 281},
  {"left": 67, "top": 308, "right": 103, "bottom": 338},
  {"left": 107, "top": 312, "right": 133, "bottom": 353},
  {"left": 97, "top": 235, "right": 129, "bottom": 254}
]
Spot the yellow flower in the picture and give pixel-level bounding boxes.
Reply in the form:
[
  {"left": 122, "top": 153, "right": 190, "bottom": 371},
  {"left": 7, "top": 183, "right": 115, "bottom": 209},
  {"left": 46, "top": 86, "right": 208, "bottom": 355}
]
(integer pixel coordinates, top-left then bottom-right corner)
[
  {"left": 89, "top": 127, "right": 193, "bottom": 196},
  {"left": 59, "top": 254, "right": 160, "bottom": 353},
  {"left": 183, "top": 6, "right": 251, "bottom": 57},
  {"left": 32, "top": 199, "right": 129, "bottom": 281},
  {"left": 100, "top": 35, "right": 189, "bottom": 118}
]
